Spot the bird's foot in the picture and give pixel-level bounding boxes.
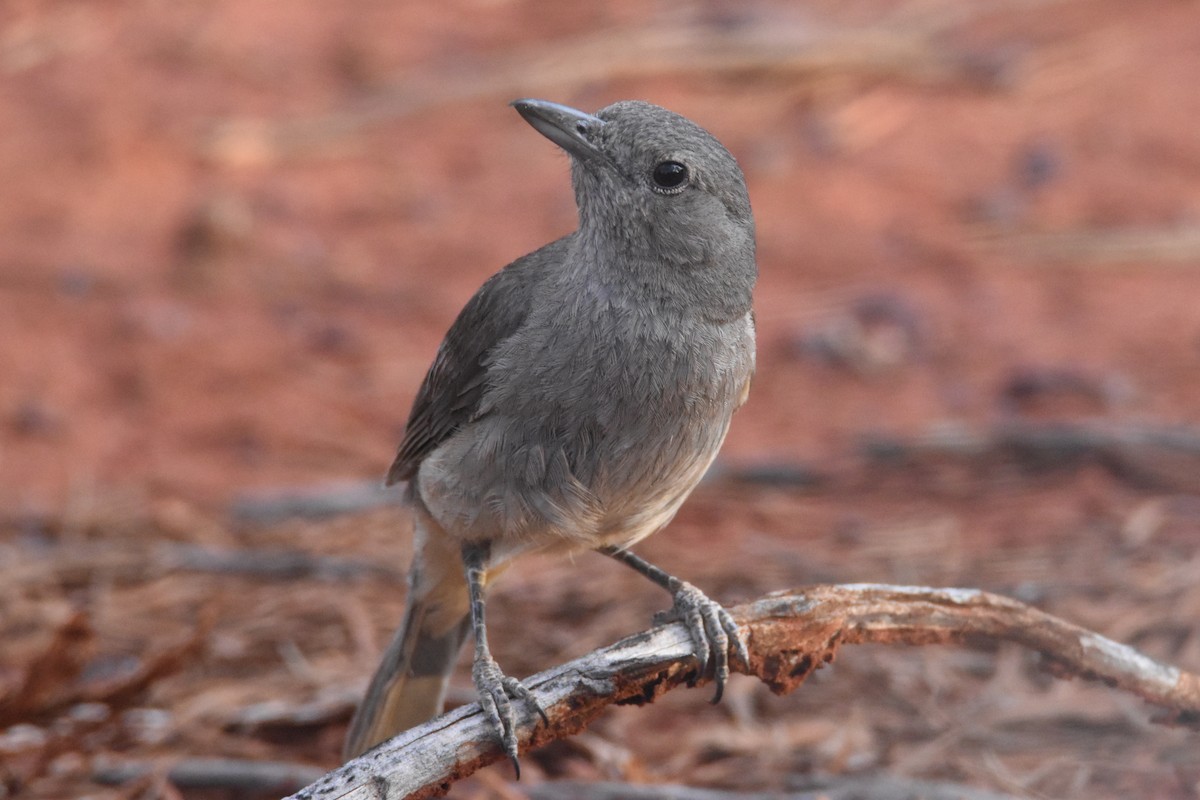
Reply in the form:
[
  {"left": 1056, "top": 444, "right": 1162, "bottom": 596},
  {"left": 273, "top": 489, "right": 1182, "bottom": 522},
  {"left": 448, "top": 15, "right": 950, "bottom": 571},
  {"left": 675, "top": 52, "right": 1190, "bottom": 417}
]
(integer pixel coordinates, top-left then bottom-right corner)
[
  {"left": 654, "top": 581, "right": 748, "bottom": 703},
  {"left": 472, "top": 655, "right": 547, "bottom": 778}
]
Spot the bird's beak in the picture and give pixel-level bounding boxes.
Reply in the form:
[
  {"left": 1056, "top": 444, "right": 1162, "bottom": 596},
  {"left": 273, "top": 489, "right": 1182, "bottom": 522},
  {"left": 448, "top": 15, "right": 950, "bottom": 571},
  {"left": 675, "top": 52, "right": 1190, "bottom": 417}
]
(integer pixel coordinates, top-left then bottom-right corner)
[{"left": 511, "top": 99, "right": 607, "bottom": 164}]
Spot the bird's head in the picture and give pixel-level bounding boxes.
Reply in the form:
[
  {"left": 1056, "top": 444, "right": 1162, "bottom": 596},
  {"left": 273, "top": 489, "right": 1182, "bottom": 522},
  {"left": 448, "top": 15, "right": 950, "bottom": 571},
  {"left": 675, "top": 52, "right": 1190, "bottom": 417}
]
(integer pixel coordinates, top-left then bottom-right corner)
[{"left": 512, "top": 98, "right": 755, "bottom": 279}]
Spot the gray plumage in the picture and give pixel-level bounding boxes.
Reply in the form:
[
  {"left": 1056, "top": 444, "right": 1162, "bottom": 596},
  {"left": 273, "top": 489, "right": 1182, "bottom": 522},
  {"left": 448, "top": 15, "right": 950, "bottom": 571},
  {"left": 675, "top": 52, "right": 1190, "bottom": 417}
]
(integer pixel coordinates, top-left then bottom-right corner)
[{"left": 345, "top": 99, "right": 757, "bottom": 764}]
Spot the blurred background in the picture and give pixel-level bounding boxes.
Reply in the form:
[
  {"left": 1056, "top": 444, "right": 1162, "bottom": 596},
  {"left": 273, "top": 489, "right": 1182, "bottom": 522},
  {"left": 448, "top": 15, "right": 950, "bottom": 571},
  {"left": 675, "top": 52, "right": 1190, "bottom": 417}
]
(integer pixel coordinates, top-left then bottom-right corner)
[{"left": 2, "top": 0, "right": 1199, "bottom": 798}]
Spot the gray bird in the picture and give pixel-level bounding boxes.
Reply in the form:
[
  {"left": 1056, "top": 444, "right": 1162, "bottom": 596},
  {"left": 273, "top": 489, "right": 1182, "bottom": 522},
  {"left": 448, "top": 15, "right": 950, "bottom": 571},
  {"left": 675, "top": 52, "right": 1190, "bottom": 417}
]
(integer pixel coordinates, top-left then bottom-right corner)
[{"left": 344, "top": 98, "right": 757, "bottom": 771}]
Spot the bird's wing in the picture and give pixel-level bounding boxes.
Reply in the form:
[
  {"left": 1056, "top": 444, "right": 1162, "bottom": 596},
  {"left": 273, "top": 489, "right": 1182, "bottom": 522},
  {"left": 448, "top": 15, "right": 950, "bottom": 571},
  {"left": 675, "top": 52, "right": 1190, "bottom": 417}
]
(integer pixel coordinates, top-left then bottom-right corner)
[{"left": 386, "top": 236, "right": 569, "bottom": 484}]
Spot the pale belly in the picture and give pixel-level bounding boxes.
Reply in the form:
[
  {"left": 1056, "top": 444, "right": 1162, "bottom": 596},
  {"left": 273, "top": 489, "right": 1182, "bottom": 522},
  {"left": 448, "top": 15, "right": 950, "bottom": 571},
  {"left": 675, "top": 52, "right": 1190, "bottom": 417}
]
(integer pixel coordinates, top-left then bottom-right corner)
[{"left": 416, "top": 311, "right": 754, "bottom": 562}]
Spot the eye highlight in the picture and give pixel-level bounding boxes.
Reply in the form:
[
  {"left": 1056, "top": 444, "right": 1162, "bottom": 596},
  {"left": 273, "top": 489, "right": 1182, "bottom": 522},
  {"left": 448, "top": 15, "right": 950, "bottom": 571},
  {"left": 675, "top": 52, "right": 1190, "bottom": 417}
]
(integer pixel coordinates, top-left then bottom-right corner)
[{"left": 651, "top": 161, "right": 689, "bottom": 193}]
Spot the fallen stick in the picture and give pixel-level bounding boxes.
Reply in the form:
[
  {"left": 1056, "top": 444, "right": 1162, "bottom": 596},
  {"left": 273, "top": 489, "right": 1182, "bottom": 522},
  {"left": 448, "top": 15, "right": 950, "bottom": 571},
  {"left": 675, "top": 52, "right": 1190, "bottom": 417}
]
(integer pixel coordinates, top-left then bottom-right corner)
[
  {"left": 0, "top": 541, "right": 405, "bottom": 592},
  {"left": 861, "top": 421, "right": 1200, "bottom": 492},
  {"left": 160, "top": 543, "right": 405, "bottom": 583},
  {"left": 229, "top": 481, "right": 400, "bottom": 525},
  {"left": 93, "top": 757, "right": 325, "bottom": 794},
  {"left": 210, "top": 421, "right": 1200, "bottom": 526},
  {"left": 525, "top": 776, "right": 1025, "bottom": 800},
  {"left": 287, "top": 584, "right": 1200, "bottom": 800}
]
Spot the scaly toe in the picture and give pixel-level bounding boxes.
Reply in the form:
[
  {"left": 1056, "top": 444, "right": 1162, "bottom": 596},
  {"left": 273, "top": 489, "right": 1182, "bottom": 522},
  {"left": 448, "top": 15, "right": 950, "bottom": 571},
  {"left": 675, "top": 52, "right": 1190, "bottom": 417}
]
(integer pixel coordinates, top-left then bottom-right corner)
[
  {"left": 719, "top": 606, "right": 749, "bottom": 669},
  {"left": 700, "top": 601, "right": 730, "bottom": 703},
  {"left": 471, "top": 654, "right": 553, "bottom": 779},
  {"left": 663, "top": 582, "right": 747, "bottom": 702},
  {"left": 501, "top": 675, "right": 549, "bottom": 727},
  {"left": 473, "top": 658, "right": 528, "bottom": 776}
]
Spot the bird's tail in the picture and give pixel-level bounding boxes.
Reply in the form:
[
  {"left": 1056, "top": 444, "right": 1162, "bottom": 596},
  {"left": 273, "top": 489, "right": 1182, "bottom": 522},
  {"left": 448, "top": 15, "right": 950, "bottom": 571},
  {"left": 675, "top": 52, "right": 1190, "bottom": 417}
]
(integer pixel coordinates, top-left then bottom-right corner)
[{"left": 343, "top": 517, "right": 471, "bottom": 761}]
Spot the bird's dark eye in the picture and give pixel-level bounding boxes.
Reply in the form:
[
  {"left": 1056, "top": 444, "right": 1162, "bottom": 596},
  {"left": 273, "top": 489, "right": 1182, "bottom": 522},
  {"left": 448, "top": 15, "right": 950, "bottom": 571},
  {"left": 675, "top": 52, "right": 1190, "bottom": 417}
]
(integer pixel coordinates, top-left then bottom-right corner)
[{"left": 651, "top": 161, "right": 689, "bottom": 193}]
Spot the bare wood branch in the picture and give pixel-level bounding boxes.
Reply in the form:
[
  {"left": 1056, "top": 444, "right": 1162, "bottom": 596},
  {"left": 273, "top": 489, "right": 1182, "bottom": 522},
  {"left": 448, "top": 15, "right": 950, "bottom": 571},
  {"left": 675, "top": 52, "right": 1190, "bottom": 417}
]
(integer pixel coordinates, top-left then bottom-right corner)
[{"left": 287, "top": 584, "right": 1200, "bottom": 800}]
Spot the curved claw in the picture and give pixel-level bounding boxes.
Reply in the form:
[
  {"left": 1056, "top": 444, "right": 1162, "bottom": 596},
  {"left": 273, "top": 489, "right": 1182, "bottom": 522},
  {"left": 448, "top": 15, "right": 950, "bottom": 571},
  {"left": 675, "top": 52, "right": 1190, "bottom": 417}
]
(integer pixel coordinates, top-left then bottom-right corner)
[
  {"left": 661, "top": 582, "right": 746, "bottom": 703},
  {"left": 501, "top": 674, "right": 549, "bottom": 727},
  {"left": 720, "top": 604, "right": 750, "bottom": 669},
  {"left": 472, "top": 657, "right": 545, "bottom": 778},
  {"left": 703, "top": 606, "right": 730, "bottom": 704}
]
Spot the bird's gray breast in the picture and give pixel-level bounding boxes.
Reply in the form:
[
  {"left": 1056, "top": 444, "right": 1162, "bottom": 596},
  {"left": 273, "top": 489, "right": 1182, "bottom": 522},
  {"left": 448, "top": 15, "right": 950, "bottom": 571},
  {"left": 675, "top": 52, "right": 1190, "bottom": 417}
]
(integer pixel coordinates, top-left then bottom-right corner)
[{"left": 417, "top": 277, "right": 753, "bottom": 551}]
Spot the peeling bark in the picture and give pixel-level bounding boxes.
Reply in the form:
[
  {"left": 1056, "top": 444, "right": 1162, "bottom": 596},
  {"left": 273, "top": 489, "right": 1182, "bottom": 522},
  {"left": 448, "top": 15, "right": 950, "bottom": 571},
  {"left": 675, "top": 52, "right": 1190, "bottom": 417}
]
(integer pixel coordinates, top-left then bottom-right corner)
[{"left": 288, "top": 584, "right": 1200, "bottom": 800}]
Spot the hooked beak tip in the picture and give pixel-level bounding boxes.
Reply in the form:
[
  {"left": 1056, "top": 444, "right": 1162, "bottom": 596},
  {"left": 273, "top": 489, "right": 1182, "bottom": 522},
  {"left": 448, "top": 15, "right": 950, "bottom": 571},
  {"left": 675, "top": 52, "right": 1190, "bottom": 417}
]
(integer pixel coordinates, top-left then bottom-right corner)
[{"left": 512, "top": 98, "right": 606, "bottom": 164}]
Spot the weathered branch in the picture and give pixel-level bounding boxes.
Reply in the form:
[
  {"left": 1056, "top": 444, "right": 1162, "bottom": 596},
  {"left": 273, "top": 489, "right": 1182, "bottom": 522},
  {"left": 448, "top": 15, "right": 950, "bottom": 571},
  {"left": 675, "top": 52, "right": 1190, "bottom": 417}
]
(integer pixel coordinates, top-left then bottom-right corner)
[{"left": 287, "top": 584, "right": 1200, "bottom": 800}]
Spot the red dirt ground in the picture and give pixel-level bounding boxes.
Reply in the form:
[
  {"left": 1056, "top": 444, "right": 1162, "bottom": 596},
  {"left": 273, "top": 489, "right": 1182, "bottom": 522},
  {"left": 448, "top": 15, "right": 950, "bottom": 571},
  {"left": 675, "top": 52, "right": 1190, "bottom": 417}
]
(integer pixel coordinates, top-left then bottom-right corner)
[{"left": 2, "top": 1, "right": 1199, "bottom": 798}]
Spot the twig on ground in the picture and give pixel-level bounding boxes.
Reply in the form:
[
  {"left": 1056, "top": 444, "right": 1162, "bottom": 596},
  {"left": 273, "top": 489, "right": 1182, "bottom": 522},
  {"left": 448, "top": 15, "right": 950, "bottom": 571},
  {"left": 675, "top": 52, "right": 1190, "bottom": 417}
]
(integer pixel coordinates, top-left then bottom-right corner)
[
  {"left": 704, "top": 461, "right": 830, "bottom": 488},
  {"left": 160, "top": 543, "right": 404, "bottom": 583},
  {"left": 206, "top": 422, "right": 1200, "bottom": 517},
  {"left": 287, "top": 584, "right": 1200, "bottom": 800},
  {"left": 525, "top": 776, "right": 1025, "bottom": 800},
  {"left": 229, "top": 482, "right": 399, "bottom": 525},
  {"left": 0, "top": 610, "right": 92, "bottom": 726},
  {"left": 0, "top": 610, "right": 205, "bottom": 726},
  {"left": 0, "top": 541, "right": 404, "bottom": 592},
  {"left": 93, "top": 757, "right": 325, "bottom": 794},
  {"left": 861, "top": 421, "right": 1200, "bottom": 492},
  {"left": 224, "top": 689, "right": 360, "bottom": 734},
  {"left": 705, "top": 421, "right": 1200, "bottom": 491}
]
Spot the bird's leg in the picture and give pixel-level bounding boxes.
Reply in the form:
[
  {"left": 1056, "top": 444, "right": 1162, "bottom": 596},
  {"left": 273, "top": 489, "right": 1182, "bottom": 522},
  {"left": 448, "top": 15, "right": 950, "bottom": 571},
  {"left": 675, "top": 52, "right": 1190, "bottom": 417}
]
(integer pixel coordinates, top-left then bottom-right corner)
[
  {"left": 462, "top": 542, "right": 547, "bottom": 778},
  {"left": 599, "top": 546, "right": 748, "bottom": 703}
]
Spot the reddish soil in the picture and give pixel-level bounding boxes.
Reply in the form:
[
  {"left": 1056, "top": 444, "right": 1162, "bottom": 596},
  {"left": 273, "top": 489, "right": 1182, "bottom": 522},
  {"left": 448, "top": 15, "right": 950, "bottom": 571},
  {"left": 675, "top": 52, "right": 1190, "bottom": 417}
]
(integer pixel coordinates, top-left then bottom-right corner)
[{"left": 2, "top": 1, "right": 1199, "bottom": 798}]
